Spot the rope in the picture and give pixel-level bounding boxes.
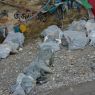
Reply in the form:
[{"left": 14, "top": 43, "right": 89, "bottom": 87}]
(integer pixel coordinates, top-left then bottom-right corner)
[
  {"left": 0, "top": 0, "right": 50, "bottom": 21},
  {"left": 26, "top": 0, "right": 51, "bottom": 22}
]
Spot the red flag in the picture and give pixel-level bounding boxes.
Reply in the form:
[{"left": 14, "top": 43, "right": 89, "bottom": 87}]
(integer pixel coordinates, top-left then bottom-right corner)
[{"left": 88, "top": 0, "right": 95, "bottom": 16}]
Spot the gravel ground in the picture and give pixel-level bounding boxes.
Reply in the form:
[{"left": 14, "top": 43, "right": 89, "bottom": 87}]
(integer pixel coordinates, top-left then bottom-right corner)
[
  {"left": 30, "top": 45, "right": 95, "bottom": 95},
  {"left": 0, "top": 39, "right": 39, "bottom": 95},
  {"left": 39, "top": 80, "right": 95, "bottom": 95},
  {"left": 1, "top": 2, "right": 95, "bottom": 95},
  {"left": 1, "top": 38, "right": 95, "bottom": 95}
]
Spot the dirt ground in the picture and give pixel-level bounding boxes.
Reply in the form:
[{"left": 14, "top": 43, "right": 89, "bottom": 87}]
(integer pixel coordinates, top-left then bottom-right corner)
[
  {"left": 39, "top": 80, "right": 95, "bottom": 95},
  {"left": 32, "top": 46, "right": 95, "bottom": 95},
  {"left": 0, "top": 2, "right": 95, "bottom": 95},
  {"left": 0, "top": 39, "right": 39, "bottom": 95},
  {"left": 1, "top": 38, "right": 95, "bottom": 95}
]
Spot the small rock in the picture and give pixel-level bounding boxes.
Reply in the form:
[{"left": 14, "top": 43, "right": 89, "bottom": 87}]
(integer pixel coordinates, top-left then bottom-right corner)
[{"left": 18, "top": 48, "right": 23, "bottom": 52}]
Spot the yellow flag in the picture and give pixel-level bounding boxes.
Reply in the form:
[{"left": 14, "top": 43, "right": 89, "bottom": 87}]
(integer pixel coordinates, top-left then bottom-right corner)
[{"left": 20, "top": 24, "right": 27, "bottom": 33}]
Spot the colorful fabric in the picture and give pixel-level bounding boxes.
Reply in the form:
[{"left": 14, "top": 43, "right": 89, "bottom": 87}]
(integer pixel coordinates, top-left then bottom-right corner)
[
  {"left": 81, "top": 0, "right": 92, "bottom": 9},
  {"left": 19, "top": 24, "right": 27, "bottom": 33},
  {"left": 55, "top": 0, "right": 62, "bottom": 3},
  {"left": 88, "top": 0, "right": 95, "bottom": 16},
  {"left": 14, "top": 25, "right": 20, "bottom": 33}
]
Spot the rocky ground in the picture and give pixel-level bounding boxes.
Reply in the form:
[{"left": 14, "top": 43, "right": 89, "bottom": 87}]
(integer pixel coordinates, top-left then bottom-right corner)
[
  {"left": 39, "top": 80, "right": 95, "bottom": 95},
  {"left": 0, "top": 1, "right": 95, "bottom": 95},
  {"left": 32, "top": 45, "right": 95, "bottom": 95},
  {"left": 0, "top": 39, "right": 39, "bottom": 95},
  {"left": 1, "top": 37, "right": 95, "bottom": 95}
]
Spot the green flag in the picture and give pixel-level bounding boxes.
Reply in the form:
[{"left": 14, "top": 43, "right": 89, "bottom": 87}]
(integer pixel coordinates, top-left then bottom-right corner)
[{"left": 81, "top": 0, "right": 92, "bottom": 9}]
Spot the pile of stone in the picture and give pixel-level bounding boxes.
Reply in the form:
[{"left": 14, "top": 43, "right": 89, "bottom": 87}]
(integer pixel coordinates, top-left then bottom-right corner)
[
  {"left": 0, "top": 24, "right": 24, "bottom": 59},
  {"left": 10, "top": 25, "right": 63, "bottom": 95}
]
